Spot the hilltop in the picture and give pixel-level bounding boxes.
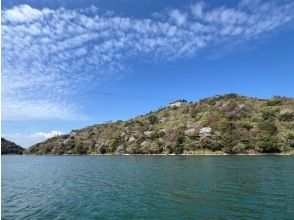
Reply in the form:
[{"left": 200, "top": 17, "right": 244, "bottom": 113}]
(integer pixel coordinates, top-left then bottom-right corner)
[
  {"left": 1, "top": 138, "right": 25, "bottom": 155},
  {"left": 26, "top": 94, "right": 294, "bottom": 155}
]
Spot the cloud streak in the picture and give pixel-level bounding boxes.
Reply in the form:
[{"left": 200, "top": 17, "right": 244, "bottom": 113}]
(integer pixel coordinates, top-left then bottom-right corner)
[{"left": 2, "top": 1, "right": 294, "bottom": 120}]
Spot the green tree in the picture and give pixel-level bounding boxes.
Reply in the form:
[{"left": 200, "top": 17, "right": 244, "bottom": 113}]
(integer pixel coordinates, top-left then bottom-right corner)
[
  {"left": 74, "top": 140, "right": 86, "bottom": 154},
  {"left": 257, "top": 136, "right": 281, "bottom": 153},
  {"left": 107, "top": 137, "right": 120, "bottom": 153}
]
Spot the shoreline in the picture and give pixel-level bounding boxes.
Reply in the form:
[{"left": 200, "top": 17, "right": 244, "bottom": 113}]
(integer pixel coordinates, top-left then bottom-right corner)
[{"left": 15, "top": 151, "right": 294, "bottom": 156}]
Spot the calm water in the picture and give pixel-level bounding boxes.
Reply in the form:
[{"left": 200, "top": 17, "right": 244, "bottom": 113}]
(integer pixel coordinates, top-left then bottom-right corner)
[{"left": 2, "top": 156, "right": 294, "bottom": 220}]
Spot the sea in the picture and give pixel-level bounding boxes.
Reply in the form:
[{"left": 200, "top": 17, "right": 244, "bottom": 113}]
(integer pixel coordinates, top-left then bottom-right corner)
[{"left": 2, "top": 155, "right": 294, "bottom": 219}]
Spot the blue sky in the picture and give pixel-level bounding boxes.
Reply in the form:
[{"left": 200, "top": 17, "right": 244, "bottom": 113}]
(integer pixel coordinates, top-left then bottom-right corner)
[{"left": 2, "top": 0, "right": 294, "bottom": 147}]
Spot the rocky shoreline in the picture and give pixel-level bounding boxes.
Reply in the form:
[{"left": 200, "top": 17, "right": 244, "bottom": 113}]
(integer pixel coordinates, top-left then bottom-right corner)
[{"left": 23, "top": 150, "right": 294, "bottom": 156}]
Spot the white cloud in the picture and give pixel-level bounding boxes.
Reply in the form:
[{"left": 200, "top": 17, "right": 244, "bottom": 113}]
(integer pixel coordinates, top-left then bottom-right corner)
[
  {"left": 34, "top": 131, "right": 65, "bottom": 139},
  {"left": 3, "top": 131, "right": 65, "bottom": 148},
  {"left": 2, "top": 4, "right": 52, "bottom": 23},
  {"left": 2, "top": 1, "right": 294, "bottom": 121},
  {"left": 190, "top": 2, "right": 205, "bottom": 18},
  {"left": 2, "top": 99, "right": 82, "bottom": 121},
  {"left": 169, "top": 9, "right": 187, "bottom": 26}
]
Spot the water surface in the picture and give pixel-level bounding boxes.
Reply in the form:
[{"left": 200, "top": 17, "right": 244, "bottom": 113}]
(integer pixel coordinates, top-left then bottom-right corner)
[{"left": 2, "top": 156, "right": 294, "bottom": 219}]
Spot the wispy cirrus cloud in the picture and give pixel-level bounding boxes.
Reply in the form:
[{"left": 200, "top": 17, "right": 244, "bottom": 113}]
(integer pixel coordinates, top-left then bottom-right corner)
[{"left": 2, "top": 0, "right": 294, "bottom": 120}]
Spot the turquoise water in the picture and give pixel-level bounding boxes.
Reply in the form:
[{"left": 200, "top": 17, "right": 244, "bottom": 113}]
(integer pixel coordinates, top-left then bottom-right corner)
[{"left": 2, "top": 156, "right": 294, "bottom": 219}]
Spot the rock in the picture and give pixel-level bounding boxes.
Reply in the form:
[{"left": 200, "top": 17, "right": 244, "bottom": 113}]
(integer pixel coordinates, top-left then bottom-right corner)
[
  {"left": 116, "top": 146, "right": 125, "bottom": 154},
  {"left": 144, "top": 131, "right": 154, "bottom": 137},
  {"left": 184, "top": 128, "right": 196, "bottom": 137},
  {"left": 160, "top": 117, "right": 167, "bottom": 122},
  {"left": 159, "top": 128, "right": 166, "bottom": 133},
  {"left": 120, "top": 132, "right": 126, "bottom": 137},
  {"left": 128, "top": 136, "right": 136, "bottom": 142},
  {"left": 140, "top": 141, "right": 150, "bottom": 148},
  {"left": 215, "top": 100, "right": 225, "bottom": 106},
  {"left": 280, "top": 109, "right": 293, "bottom": 115},
  {"left": 131, "top": 131, "right": 140, "bottom": 137},
  {"left": 69, "top": 131, "right": 77, "bottom": 137},
  {"left": 62, "top": 139, "right": 71, "bottom": 145},
  {"left": 199, "top": 127, "right": 212, "bottom": 138},
  {"left": 238, "top": 104, "right": 245, "bottom": 109}
]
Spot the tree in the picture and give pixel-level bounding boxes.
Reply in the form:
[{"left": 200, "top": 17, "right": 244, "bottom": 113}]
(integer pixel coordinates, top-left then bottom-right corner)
[
  {"left": 257, "top": 136, "right": 281, "bottom": 153},
  {"left": 107, "top": 136, "right": 122, "bottom": 153},
  {"left": 74, "top": 140, "right": 87, "bottom": 154}
]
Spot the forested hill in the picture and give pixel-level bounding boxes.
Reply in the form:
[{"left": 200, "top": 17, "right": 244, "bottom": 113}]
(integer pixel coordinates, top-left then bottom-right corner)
[
  {"left": 26, "top": 94, "right": 294, "bottom": 155},
  {"left": 1, "top": 138, "right": 25, "bottom": 155}
]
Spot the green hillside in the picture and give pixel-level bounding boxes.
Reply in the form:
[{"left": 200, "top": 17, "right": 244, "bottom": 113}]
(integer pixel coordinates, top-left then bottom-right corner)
[
  {"left": 26, "top": 94, "right": 294, "bottom": 155},
  {"left": 1, "top": 138, "right": 25, "bottom": 155}
]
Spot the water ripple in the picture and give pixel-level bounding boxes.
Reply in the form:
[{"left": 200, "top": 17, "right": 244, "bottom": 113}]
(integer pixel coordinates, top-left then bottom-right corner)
[{"left": 2, "top": 155, "right": 294, "bottom": 219}]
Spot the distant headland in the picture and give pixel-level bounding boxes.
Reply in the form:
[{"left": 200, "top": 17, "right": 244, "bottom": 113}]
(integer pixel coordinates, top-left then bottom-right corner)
[
  {"left": 7, "top": 94, "right": 294, "bottom": 155},
  {"left": 1, "top": 138, "right": 25, "bottom": 155}
]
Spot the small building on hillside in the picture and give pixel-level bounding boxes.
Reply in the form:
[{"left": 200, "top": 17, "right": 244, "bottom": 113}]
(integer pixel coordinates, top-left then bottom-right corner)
[{"left": 170, "top": 99, "right": 187, "bottom": 107}]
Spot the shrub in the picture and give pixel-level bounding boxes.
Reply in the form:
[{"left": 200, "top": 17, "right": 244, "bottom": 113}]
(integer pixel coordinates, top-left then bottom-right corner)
[
  {"left": 267, "top": 100, "right": 282, "bottom": 106},
  {"left": 279, "top": 112, "right": 294, "bottom": 121},
  {"left": 257, "top": 136, "right": 281, "bottom": 153},
  {"left": 232, "top": 142, "right": 247, "bottom": 154},
  {"left": 98, "top": 146, "right": 106, "bottom": 154},
  {"left": 262, "top": 109, "right": 276, "bottom": 120},
  {"left": 258, "top": 120, "right": 278, "bottom": 136},
  {"left": 148, "top": 115, "right": 158, "bottom": 125},
  {"left": 174, "top": 145, "right": 184, "bottom": 154},
  {"left": 285, "top": 133, "right": 294, "bottom": 148},
  {"left": 217, "top": 119, "right": 235, "bottom": 132},
  {"left": 126, "top": 143, "right": 139, "bottom": 154},
  {"left": 149, "top": 142, "right": 162, "bottom": 154},
  {"left": 239, "top": 119, "right": 253, "bottom": 130},
  {"left": 190, "top": 108, "right": 199, "bottom": 119}
]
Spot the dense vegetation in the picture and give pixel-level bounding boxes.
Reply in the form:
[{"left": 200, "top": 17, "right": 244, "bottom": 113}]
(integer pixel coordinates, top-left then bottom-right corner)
[
  {"left": 1, "top": 138, "right": 25, "bottom": 155},
  {"left": 26, "top": 94, "right": 294, "bottom": 155}
]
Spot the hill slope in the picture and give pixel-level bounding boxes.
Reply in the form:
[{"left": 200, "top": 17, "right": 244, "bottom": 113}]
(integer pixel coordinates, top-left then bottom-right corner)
[
  {"left": 1, "top": 138, "right": 25, "bottom": 155},
  {"left": 26, "top": 94, "right": 294, "bottom": 155}
]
